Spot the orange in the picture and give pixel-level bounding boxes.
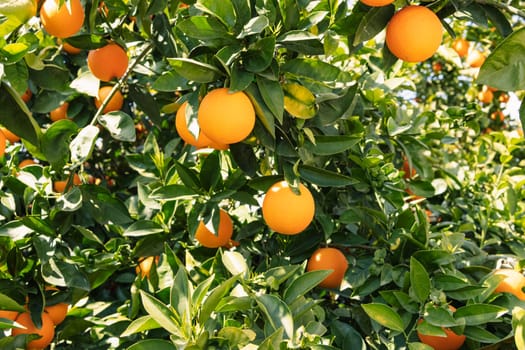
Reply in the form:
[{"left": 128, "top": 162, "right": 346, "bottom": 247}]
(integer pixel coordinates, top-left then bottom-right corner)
[
  {"left": 87, "top": 43, "right": 129, "bottom": 82},
  {"left": 198, "top": 88, "right": 256, "bottom": 145},
  {"left": 306, "top": 247, "right": 348, "bottom": 289},
  {"left": 0, "top": 126, "right": 21, "bottom": 143},
  {"left": 402, "top": 157, "right": 416, "bottom": 179},
  {"left": 44, "top": 302, "right": 68, "bottom": 325},
  {"left": 477, "top": 86, "right": 493, "bottom": 104},
  {"left": 195, "top": 209, "right": 234, "bottom": 248},
  {"left": 262, "top": 181, "right": 315, "bottom": 235},
  {"left": 62, "top": 41, "right": 81, "bottom": 54},
  {"left": 385, "top": 5, "right": 443, "bottom": 63},
  {"left": 466, "top": 49, "right": 485, "bottom": 68},
  {"left": 12, "top": 312, "right": 55, "bottom": 350},
  {"left": 417, "top": 306, "right": 466, "bottom": 350},
  {"left": 451, "top": 38, "right": 470, "bottom": 58},
  {"left": 94, "top": 86, "right": 124, "bottom": 113},
  {"left": 21, "top": 88, "right": 32, "bottom": 103},
  {"left": 359, "top": 0, "right": 394, "bottom": 6},
  {"left": 53, "top": 173, "right": 82, "bottom": 193},
  {"left": 176, "top": 101, "right": 215, "bottom": 148},
  {"left": 135, "top": 256, "right": 160, "bottom": 278},
  {"left": 50, "top": 102, "right": 69, "bottom": 122},
  {"left": 0, "top": 309, "right": 19, "bottom": 321},
  {"left": 0, "top": 128, "right": 5, "bottom": 158},
  {"left": 432, "top": 61, "right": 442, "bottom": 72},
  {"left": 19, "top": 158, "right": 36, "bottom": 168},
  {"left": 175, "top": 102, "right": 228, "bottom": 149},
  {"left": 493, "top": 269, "right": 525, "bottom": 300},
  {"left": 40, "top": 0, "right": 85, "bottom": 38}
]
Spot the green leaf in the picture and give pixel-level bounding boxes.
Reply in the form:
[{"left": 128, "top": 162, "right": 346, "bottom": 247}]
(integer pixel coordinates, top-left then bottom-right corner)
[
  {"left": 481, "top": 4, "right": 512, "bottom": 37},
  {"left": 174, "top": 162, "right": 201, "bottom": 191},
  {"left": 128, "top": 84, "right": 162, "bottom": 125},
  {"left": 477, "top": 27, "right": 525, "bottom": 91},
  {"left": 73, "top": 225, "right": 104, "bottom": 246},
  {"left": 513, "top": 307, "right": 525, "bottom": 350},
  {"left": 199, "top": 275, "right": 239, "bottom": 324},
  {"left": 56, "top": 186, "right": 83, "bottom": 212},
  {"left": 140, "top": 290, "right": 182, "bottom": 337},
  {"left": 282, "top": 58, "right": 352, "bottom": 91},
  {"left": 353, "top": 5, "right": 394, "bottom": 46},
  {"left": 177, "top": 16, "right": 235, "bottom": 47},
  {"left": 256, "top": 294, "right": 294, "bottom": 339},
  {"left": 69, "top": 125, "right": 100, "bottom": 166},
  {"left": 258, "top": 328, "right": 284, "bottom": 350},
  {"left": 277, "top": 30, "right": 324, "bottom": 55},
  {"left": 237, "top": 15, "right": 269, "bottom": 38},
  {"left": 200, "top": 152, "right": 221, "bottom": 191},
  {"left": 121, "top": 316, "right": 161, "bottom": 337},
  {"left": 283, "top": 270, "right": 332, "bottom": 304},
  {"left": 171, "top": 267, "right": 191, "bottom": 326},
  {"left": 454, "top": 304, "right": 508, "bottom": 326},
  {"left": 463, "top": 326, "right": 500, "bottom": 343},
  {"left": 168, "top": 58, "right": 223, "bottom": 83},
  {"left": 124, "top": 220, "right": 165, "bottom": 237},
  {"left": 243, "top": 37, "right": 275, "bottom": 73},
  {"left": 256, "top": 75, "right": 284, "bottom": 124},
  {"left": 0, "top": 82, "right": 41, "bottom": 146},
  {"left": 191, "top": 275, "right": 215, "bottom": 316},
  {"left": 244, "top": 83, "right": 275, "bottom": 137},
  {"left": 304, "top": 135, "right": 361, "bottom": 156},
  {"left": 127, "top": 339, "right": 177, "bottom": 350},
  {"left": 362, "top": 303, "right": 405, "bottom": 332},
  {"left": 410, "top": 257, "right": 430, "bottom": 303},
  {"left": 150, "top": 184, "right": 198, "bottom": 201},
  {"left": 196, "top": 0, "right": 236, "bottom": 29},
  {"left": 29, "top": 65, "right": 70, "bottom": 92},
  {"left": 222, "top": 250, "right": 249, "bottom": 277},
  {"left": 98, "top": 111, "right": 136, "bottom": 142},
  {"left": 41, "top": 119, "right": 78, "bottom": 170},
  {"left": 298, "top": 165, "right": 358, "bottom": 187},
  {"left": 0, "top": 293, "right": 25, "bottom": 312}
]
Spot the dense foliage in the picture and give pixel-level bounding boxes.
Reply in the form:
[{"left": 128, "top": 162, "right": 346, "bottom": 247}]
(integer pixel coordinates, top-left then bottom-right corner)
[{"left": 1, "top": 0, "right": 525, "bottom": 349}]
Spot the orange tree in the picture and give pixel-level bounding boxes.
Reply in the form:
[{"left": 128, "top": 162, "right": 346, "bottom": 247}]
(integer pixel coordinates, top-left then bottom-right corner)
[{"left": 1, "top": 0, "right": 525, "bottom": 349}]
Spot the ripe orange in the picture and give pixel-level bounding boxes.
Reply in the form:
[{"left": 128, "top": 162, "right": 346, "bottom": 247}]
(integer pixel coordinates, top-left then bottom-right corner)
[
  {"left": 94, "top": 86, "right": 124, "bottom": 113},
  {"left": 466, "top": 49, "right": 485, "bottom": 68},
  {"left": 417, "top": 306, "right": 466, "bottom": 350},
  {"left": 176, "top": 101, "right": 215, "bottom": 148},
  {"left": 40, "top": 0, "right": 85, "bottom": 38},
  {"left": 493, "top": 269, "right": 525, "bottom": 300},
  {"left": 477, "top": 86, "right": 493, "bottom": 104},
  {"left": 432, "top": 61, "right": 442, "bottom": 72},
  {"left": 0, "top": 126, "right": 21, "bottom": 143},
  {"left": 50, "top": 102, "right": 69, "bottom": 122},
  {"left": 359, "top": 0, "right": 394, "bottom": 6},
  {"left": 87, "top": 43, "right": 129, "bottom": 82},
  {"left": 451, "top": 38, "right": 470, "bottom": 58},
  {"left": 53, "top": 173, "right": 82, "bottom": 193},
  {"left": 198, "top": 88, "right": 256, "bottom": 145},
  {"left": 61, "top": 41, "right": 82, "bottom": 54},
  {"left": 19, "top": 158, "right": 36, "bottom": 168},
  {"left": 44, "top": 302, "right": 68, "bottom": 325},
  {"left": 195, "top": 209, "right": 234, "bottom": 248},
  {"left": 262, "top": 181, "right": 315, "bottom": 235},
  {"left": 306, "top": 247, "right": 348, "bottom": 289},
  {"left": 12, "top": 312, "right": 55, "bottom": 350},
  {"left": 0, "top": 309, "right": 19, "bottom": 321},
  {"left": 0, "top": 128, "right": 5, "bottom": 158},
  {"left": 385, "top": 5, "right": 443, "bottom": 63},
  {"left": 135, "top": 256, "right": 160, "bottom": 278},
  {"left": 21, "top": 88, "right": 32, "bottom": 103}
]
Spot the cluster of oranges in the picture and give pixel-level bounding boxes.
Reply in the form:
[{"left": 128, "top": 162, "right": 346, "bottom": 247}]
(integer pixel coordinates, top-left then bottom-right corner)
[
  {"left": 37, "top": 0, "right": 128, "bottom": 124},
  {"left": 0, "top": 287, "right": 69, "bottom": 350}
]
